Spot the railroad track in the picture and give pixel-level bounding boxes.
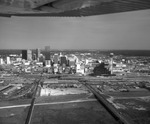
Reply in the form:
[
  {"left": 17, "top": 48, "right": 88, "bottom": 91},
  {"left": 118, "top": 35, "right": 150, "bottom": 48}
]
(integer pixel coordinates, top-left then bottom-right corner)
[{"left": 25, "top": 78, "right": 42, "bottom": 124}]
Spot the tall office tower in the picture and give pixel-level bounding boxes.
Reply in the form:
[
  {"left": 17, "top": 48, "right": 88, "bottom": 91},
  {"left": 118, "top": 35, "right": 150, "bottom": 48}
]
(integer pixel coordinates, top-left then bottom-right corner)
[
  {"left": 45, "top": 52, "right": 51, "bottom": 60},
  {"left": 53, "top": 53, "right": 59, "bottom": 64},
  {"left": 44, "top": 46, "right": 51, "bottom": 67},
  {"left": 44, "top": 46, "right": 50, "bottom": 60},
  {"left": 36, "top": 48, "right": 40, "bottom": 61},
  {"left": 110, "top": 53, "right": 114, "bottom": 75},
  {"left": 22, "top": 50, "right": 27, "bottom": 60},
  {"left": 27, "top": 49, "right": 32, "bottom": 61},
  {"left": 32, "top": 53, "right": 36, "bottom": 60},
  {"left": 22, "top": 50, "right": 32, "bottom": 61},
  {"left": 6, "top": 56, "right": 11, "bottom": 64},
  {"left": 0, "top": 58, "right": 4, "bottom": 65}
]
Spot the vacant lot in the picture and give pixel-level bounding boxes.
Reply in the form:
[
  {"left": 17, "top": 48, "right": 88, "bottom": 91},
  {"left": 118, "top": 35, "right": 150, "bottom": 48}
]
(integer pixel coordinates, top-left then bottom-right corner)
[
  {"left": 113, "top": 98, "right": 150, "bottom": 124},
  {"left": 31, "top": 101, "right": 118, "bottom": 124},
  {"left": 0, "top": 106, "right": 29, "bottom": 124}
]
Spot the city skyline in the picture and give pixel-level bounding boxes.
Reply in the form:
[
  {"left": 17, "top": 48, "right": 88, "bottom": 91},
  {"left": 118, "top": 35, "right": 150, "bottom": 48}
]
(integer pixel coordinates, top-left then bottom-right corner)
[{"left": 0, "top": 9, "right": 150, "bottom": 50}]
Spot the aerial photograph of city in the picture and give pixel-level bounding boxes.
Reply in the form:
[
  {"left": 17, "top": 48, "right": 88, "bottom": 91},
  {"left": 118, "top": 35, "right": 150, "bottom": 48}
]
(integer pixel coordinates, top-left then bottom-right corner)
[{"left": 0, "top": 0, "right": 150, "bottom": 124}]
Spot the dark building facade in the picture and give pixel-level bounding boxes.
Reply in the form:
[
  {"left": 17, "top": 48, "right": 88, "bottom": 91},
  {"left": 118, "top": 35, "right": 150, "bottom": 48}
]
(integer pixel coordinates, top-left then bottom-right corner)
[
  {"left": 60, "top": 56, "right": 67, "bottom": 66},
  {"left": 45, "top": 52, "right": 50, "bottom": 60},
  {"left": 32, "top": 53, "right": 36, "bottom": 60},
  {"left": 22, "top": 50, "right": 32, "bottom": 60},
  {"left": 36, "top": 48, "right": 41, "bottom": 60},
  {"left": 22, "top": 50, "right": 27, "bottom": 60},
  {"left": 44, "top": 46, "right": 51, "bottom": 60}
]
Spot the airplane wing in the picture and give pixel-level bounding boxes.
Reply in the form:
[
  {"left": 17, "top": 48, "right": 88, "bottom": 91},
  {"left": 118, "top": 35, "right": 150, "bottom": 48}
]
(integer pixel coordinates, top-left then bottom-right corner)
[{"left": 0, "top": 0, "right": 150, "bottom": 17}]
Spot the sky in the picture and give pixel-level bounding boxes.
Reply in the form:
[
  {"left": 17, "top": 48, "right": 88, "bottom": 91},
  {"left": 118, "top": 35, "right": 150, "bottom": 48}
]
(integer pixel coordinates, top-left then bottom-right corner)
[{"left": 0, "top": 9, "right": 150, "bottom": 50}]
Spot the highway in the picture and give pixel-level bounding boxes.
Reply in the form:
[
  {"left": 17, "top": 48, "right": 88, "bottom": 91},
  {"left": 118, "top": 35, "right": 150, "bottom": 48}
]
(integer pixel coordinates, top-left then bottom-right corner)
[{"left": 83, "top": 82, "right": 134, "bottom": 124}]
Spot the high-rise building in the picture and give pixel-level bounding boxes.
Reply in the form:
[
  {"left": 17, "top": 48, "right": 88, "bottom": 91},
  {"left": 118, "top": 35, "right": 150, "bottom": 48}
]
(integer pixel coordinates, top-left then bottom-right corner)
[
  {"left": 43, "top": 46, "right": 51, "bottom": 67},
  {"left": 45, "top": 52, "right": 50, "bottom": 60},
  {"left": 27, "top": 50, "right": 32, "bottom": 61},
  {"left": 22, "top": 50, "right": 27, "bottom": 60},
  {"left": 22, "top": 50, "right": 32, "bottom": 61},
  {"left": 32, "top": 53, "right": 36, "bottom": 60},
  {"left": 6, "top": 56, "right": 11, "bottom": 64},
  {"left": 53, "top": 53, "right": 59, "bottom": 64},
  {"left": 36, "top": 48, "right": 40, "bottom": 61},
  {"left": 0, "top": 58, "right": 4, "bottom": 65},
  {"left": 44, "top": 46, "right": 50, "bottom": 60}
]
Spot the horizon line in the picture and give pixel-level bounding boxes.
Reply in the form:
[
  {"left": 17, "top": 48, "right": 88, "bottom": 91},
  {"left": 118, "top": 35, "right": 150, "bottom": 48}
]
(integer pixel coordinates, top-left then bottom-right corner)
[{"left": 0, "top": 48, "right": 150, "bottom": 51}]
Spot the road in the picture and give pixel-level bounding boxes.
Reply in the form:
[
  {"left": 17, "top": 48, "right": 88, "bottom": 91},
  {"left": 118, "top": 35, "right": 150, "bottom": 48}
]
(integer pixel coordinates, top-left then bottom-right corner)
[{"left": 0, "top": 99, "right": 97, "bottom": 110}]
